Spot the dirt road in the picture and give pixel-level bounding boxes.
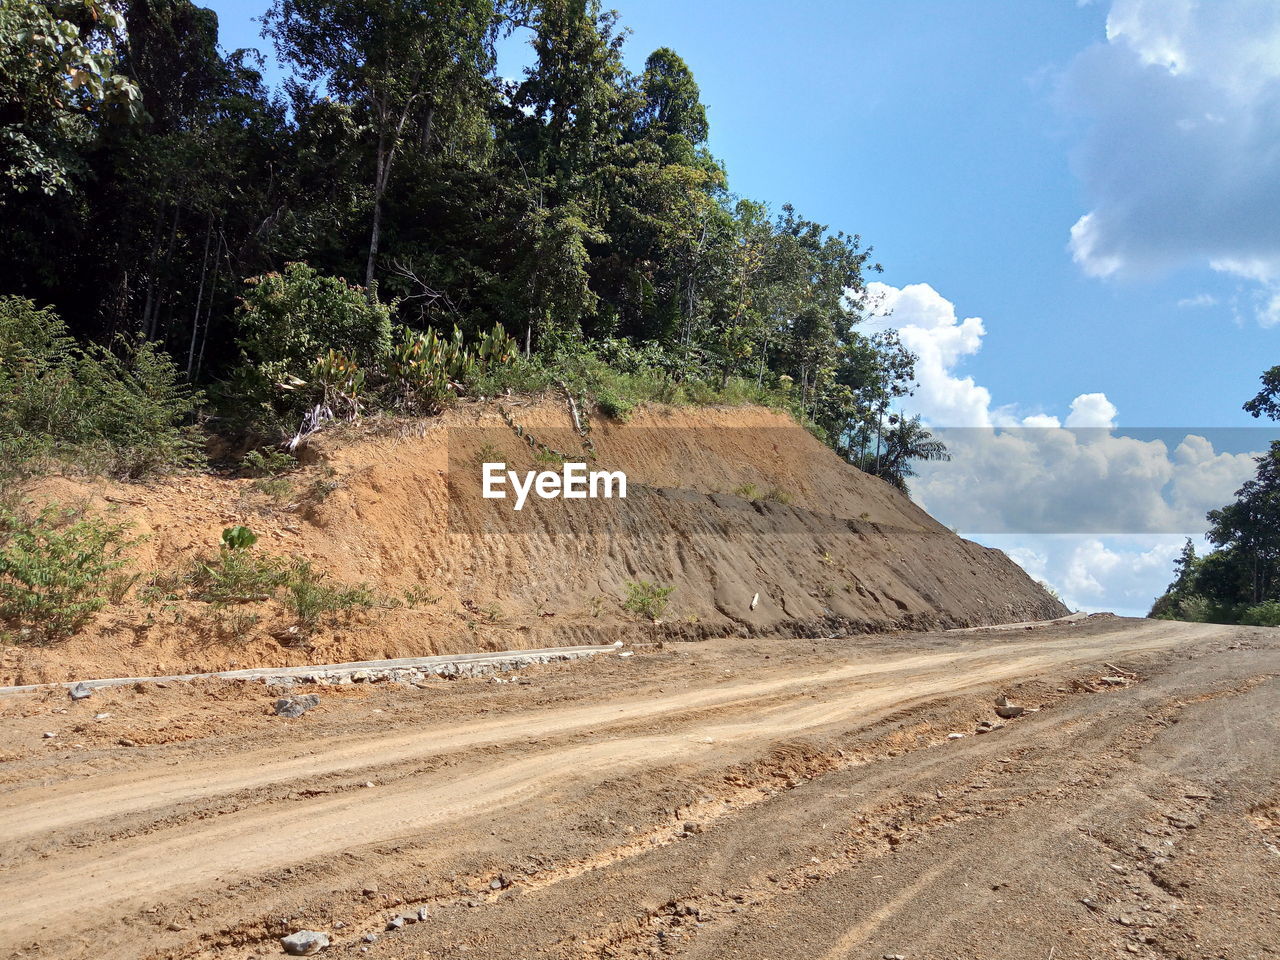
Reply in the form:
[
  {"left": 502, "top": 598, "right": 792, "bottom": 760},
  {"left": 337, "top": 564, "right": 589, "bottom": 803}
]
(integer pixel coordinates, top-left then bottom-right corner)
[{"left": 2, "top": 617, "right": 1277, "bottom": 959}]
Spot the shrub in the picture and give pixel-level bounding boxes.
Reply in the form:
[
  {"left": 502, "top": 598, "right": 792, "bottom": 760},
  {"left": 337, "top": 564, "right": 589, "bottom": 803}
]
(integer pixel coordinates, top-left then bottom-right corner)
[
  {"left": 1175, "top": 594, "right": 1211, "bottom": 623},
  {"left": 596, "top": 388, "right": 634, "bottom": 422},
  {"left": 385, "top": 322, "right": 517, "bottom": 414},
  {"left": 233, "top": 263, "right": 393, "bottom": 419},
  {"left": 189, "top": 527, "right": 288, "bottom": 603},
  {"left": 0, "top": 503, "right": 136, "bottom": 642},
  {"left": 236, "top": 264, "right": 393, "bottom": 382},
  {"left": 623, "top": 579, "right": 675, "bottom": 621},
  {"left": 242, "top": 449, "right": 297, "bottom": 477},
  {"left": 282, "top": 560, "right": 375, "bottom": 631},
  {"left": 1241, "top": 600, "right": 1280, "bottom": 627},
  {"left": 182, "top": 529, "right": 376, "bottom": 634},
  {"left": 0, "top": 296, "right": 203, "bottom": 479},
  {"left": 75, "top": 338, "right": 206, "bottom": 478}
]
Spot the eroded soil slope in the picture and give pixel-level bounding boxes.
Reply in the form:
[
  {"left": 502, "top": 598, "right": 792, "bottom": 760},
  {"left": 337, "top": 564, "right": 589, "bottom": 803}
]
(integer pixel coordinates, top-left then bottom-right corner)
[
  {"left": 5, "top": 402, "right": 1063, "bottom": 683},
  {"left": 0, "top": 616, "right": 1275, "bottom": 959}
]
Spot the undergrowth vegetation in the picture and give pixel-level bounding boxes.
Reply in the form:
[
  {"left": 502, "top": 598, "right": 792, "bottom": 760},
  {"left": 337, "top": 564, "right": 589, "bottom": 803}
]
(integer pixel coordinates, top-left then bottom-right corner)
[
  {"left": 623, "top": 580, "right": 675, "bottom": 621},
  {"left": 176, "top": 527, "right": 379, "bottom": 636},
  {"left": 0, "top": 502, "right": 137, "bottom": 642},
  {"left": 0, "top": 297, "right": 204, "bottom": 481}
]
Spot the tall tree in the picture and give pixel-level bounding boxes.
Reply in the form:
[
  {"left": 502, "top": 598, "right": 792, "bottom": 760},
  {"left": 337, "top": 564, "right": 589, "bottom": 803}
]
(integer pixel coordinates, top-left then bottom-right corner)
[
  {"left": 636, "top": 47, "right": 707, "bottom": 145},
  {"left": 264, "top": 0, "right": 502, "bottom": 291}
]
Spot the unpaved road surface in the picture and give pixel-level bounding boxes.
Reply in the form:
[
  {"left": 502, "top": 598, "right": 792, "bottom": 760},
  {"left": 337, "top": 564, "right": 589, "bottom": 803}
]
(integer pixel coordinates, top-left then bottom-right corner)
[{"left": 2, "top": 617, "right": 1277, "bottom": 959}]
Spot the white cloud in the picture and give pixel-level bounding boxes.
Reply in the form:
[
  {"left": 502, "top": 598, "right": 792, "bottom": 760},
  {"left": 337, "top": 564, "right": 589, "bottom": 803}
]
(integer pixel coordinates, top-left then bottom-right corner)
[
  {"left": 863, "top": 281, "right": 993, "bottom": 428},
  {"left": 856, "top": 279, "right": 1261, "bottom": 614},
  {"left": 1065, "top": 392, "right": 1118, "bottom": 428},
  {"left": 1176, "top": 293, "right": 1217, "bottom": 308},
  {"left": 862, "top": 280, "right": 1118, "bottom": 432},
  {"left": 911, "top": 429, "right": 1255, "bottom": 536},
  {"left": 978, "top": 534, "right": 1198, "bottom": 616},
  {"left": 1063, "top": 0, "right": 1280, "bottom": 324}
]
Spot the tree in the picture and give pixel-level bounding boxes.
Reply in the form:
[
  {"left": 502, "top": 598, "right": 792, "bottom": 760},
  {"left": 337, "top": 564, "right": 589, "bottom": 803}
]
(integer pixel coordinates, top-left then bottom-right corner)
[
  {"left": 869, "top": 414, "right": 949, "bottom": 492},
  {"left": 0, "top": 0, "right": 142, "bottom": 196},
  {"left": 637, "top": 47, "right": 708, "bottom": 145},
  {"left": 1244, "top": 364, "right": 1280, "bottom": 422},
  {"left": 1205, "top": 441, "right": 1280, "bottom": 605},
  {"left": 264, "top": 0, "right": 502, "bottom": 292}
]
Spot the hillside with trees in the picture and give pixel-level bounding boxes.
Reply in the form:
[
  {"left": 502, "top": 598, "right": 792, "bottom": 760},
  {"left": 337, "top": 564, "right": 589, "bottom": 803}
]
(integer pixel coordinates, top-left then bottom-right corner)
[{"left": 0, "top": 0, "right": 944, "bottom": 489}]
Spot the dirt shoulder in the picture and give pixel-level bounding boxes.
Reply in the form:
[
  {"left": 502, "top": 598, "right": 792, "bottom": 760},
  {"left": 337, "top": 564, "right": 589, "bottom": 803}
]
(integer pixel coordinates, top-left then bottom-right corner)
[{"left": 1, "top": 616, "right": 1275, "bottom": 959}]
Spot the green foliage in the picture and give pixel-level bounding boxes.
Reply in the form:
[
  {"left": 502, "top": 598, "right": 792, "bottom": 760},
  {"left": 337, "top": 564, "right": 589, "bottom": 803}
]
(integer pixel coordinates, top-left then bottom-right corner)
[
  {"left": 234, "top": 263, "right": 393, "bottom": 414},
  {"left": 385, "top": 322, "right": 517, "bottom": 414},
  {"left": 623, "top": 579, "right": 674, "bottom": 621},
  {"left": 191, "top": 544, "right": 288, "bottom": 604},
  {"left": 1244, "top": 365, "right": 1280, "bottom": 422},
  {"left": 0, "top": 0, "right": 142, "bottom": 196},
  {"left": 0, "top": 0, "right": 951, "bottom": 490},
  {"left": 595, "top": 388, "right": 634, "bottom": 422},
  {"left": 242, "top": 448, "right": 297, "bottom": 477},
  {"left": 1241, "top": 600, "right": 1280, "bottom": 627},
  {"left": 221, "top": 525, "right": 258, "bottom": 551},
  {"left": 402, "top": 585, "right": 440, "bottom": 607},
  {"left": 0, "top": 502, "right": 135, "bottom": 642},
  {"left": 231, "top": 267, "right": 520, "bottom": 433},
  {"left": 0, "top": 296, "right": 204, "bottom": 478},
  {"left": 1151, "top": 432, "right": 1280, "bottom": 623},
  {"left": 180, "top": 529, "right": 375, "bottom": 634},
  {"left": 282, "top": 560, "right": 375, "bottom": 630}
]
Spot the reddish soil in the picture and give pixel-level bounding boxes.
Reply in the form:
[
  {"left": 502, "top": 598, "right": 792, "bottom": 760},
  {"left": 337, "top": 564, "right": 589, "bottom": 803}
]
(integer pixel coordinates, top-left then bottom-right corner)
[
  {"left": 0, "top": 616, "right": 1276, "bottom": 960},
  {"left": 4, "top": 402, "right": 1062, "bottom": 685}
]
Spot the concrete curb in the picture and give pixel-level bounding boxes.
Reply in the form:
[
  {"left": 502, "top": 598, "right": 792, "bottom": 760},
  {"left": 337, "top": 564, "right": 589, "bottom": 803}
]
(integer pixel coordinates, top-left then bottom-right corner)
[
  {"left": 943, "top": 611, "right": 1092, "bottom": 634},
  {"left": 0, "top": 641, "right": 626, "bottom": 697}
]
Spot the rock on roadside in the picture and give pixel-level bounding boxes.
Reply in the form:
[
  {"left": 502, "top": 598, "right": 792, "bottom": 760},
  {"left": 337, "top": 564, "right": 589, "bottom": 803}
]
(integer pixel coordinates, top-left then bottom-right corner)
[
  {"left": 274, "top": 695, "right": 321, "bottom": 719},
  {"left": 994, "top": 695, "right": 1025, "bottom": 719},
  {"left": 281, "top": 930, "right": 330, "bottom": 955}
]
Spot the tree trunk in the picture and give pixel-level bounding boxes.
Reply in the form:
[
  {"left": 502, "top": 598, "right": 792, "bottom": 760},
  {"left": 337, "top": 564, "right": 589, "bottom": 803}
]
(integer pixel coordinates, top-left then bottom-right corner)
[{"left": 186, "top": 215, "right": 213, "bottom": 376}]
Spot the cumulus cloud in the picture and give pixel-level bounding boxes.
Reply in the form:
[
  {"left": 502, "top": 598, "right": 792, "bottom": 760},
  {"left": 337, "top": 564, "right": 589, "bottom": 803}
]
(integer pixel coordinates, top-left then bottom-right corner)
[
  {"left": 1063, "top": 0, "right": 1280, "bottom": 322},
  {"left": 1064, "top": 393, "right": 1118, "bottom": 429},
  {"left": 911, "top": 430, "right": 1255, "bottom": 535},
  {"left": 863, "top": 281, "right": 993, "bottom": 428},
  {"left": 857, "top": 279, "right": 1262, "bottom": 613},
  {"left": 862, "top": 280, "right": 1116, "bottom": 431},
  {"left": 980, "top": 534, "right": 1197, "bottom": 616}
]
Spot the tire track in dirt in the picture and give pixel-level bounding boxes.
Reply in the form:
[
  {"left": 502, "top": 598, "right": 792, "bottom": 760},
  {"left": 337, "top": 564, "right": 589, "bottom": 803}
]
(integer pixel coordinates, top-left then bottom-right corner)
[
  {"left": 0, "top": 620, "right": 1239, "bottom": 956},
  {"left": 0, "top": 619, "right": 1205, "bottom": 852}
]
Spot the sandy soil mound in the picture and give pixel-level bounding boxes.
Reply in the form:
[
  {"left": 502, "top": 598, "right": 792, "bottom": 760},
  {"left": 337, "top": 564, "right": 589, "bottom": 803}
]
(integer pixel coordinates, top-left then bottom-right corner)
[{"left": 3, "top": 401, "right": 1065, "bottom": 683}]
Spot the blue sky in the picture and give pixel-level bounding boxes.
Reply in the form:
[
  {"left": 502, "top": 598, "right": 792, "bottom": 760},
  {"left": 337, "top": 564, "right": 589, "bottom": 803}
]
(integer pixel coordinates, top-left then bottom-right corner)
[{"left": 209, "top": 0, "right": 1280, "bottom": 612}]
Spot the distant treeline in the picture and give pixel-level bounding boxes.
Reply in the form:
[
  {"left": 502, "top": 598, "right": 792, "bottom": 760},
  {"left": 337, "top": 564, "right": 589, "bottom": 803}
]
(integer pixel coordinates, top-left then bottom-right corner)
[{"left": 1150, "top": 368, "right": 1280, "bottom": 625}]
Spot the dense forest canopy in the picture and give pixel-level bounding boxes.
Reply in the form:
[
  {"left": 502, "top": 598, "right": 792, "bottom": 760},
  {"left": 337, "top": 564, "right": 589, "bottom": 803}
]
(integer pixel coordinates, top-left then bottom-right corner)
[{"left": 0, "top": 0, "right": 944, "bottom": 487}]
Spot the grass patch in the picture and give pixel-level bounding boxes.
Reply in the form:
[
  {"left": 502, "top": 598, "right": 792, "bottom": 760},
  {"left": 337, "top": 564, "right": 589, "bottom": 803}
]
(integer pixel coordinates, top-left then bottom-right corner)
[
  {"left": 283, "top": 561, "right": 376, "bottom": 630},
  {"left": 733, "top": 482, "right": 793, "bottom": 505},
  {"left": 623, "top": 579, "right": 675, "bottom": 621}
]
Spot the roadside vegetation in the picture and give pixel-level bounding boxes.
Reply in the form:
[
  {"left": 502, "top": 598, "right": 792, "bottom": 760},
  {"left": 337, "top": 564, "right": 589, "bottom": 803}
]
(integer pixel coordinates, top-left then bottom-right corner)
[
  {"left": 623, "top": 580, "right": 675, "bottom": 622},
  {"left": 0, "top": 0, "right": 964, "bottom": 644},
  {"left": 1150, "top": 367, "right": 1280, "bottom": 625}
]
